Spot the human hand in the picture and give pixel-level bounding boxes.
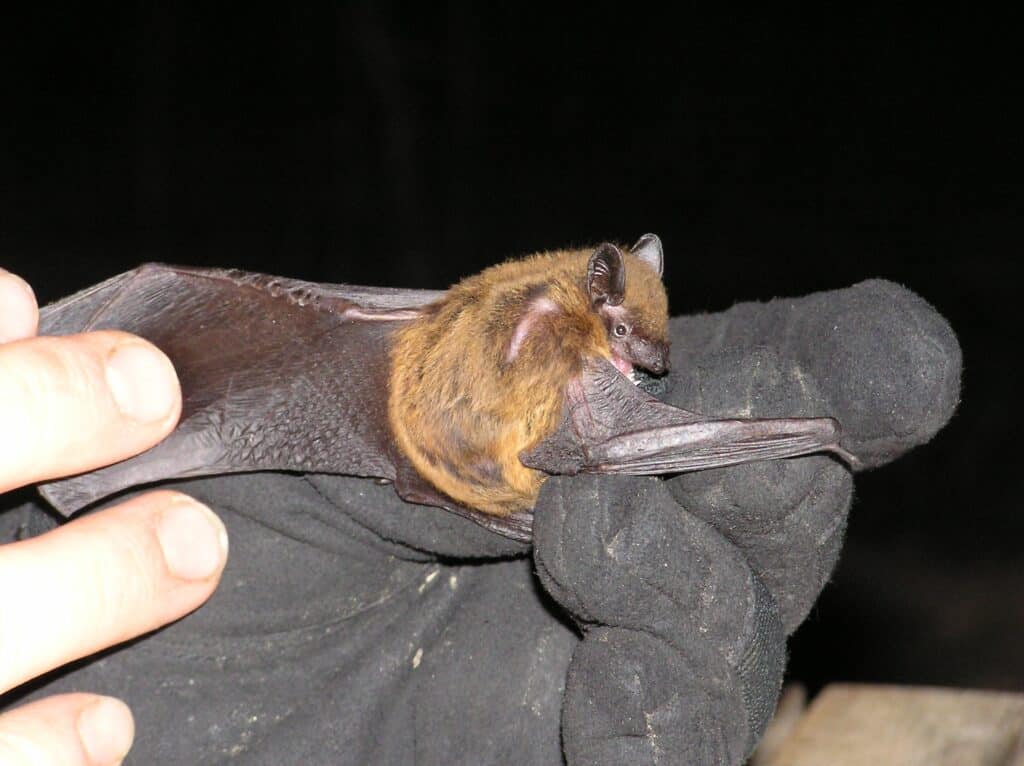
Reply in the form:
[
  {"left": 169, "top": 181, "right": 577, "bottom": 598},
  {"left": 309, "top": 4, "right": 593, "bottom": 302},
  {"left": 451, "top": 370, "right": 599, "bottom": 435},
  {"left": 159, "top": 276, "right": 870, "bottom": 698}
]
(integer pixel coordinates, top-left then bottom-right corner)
[{"left": 0, "top": 269, "right": 229, "bottom": 766}]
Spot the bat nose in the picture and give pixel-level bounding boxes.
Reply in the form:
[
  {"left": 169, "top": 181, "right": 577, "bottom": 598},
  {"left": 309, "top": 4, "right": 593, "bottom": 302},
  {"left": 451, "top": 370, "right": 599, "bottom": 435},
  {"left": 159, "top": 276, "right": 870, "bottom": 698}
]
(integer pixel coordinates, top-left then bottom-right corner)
[
  {"left": 645, "top": 353, "right": 669, "bottom": 375},
  {"left": 652, "top": 342, "right": 670, "bottom": 374}
]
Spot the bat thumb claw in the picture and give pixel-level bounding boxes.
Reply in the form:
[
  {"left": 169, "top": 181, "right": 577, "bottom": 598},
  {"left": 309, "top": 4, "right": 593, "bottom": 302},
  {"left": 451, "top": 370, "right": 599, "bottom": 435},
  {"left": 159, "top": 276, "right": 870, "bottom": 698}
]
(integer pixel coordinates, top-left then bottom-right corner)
[{"left": 830, "top": 443, "right": 862, "bottom": 471}]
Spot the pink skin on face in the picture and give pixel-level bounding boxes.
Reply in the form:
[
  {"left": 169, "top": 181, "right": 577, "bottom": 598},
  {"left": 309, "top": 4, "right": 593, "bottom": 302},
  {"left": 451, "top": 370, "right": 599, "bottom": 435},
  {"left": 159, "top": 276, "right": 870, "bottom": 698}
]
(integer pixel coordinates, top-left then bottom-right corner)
[{"left": 610, "top": 354, "right": 634, "bottom": 378}]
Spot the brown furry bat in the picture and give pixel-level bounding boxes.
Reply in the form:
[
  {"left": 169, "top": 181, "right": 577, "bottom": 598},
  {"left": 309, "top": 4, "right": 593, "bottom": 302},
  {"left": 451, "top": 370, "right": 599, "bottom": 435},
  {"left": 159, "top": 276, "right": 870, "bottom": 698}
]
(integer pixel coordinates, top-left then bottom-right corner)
[
  {"left": 36, "top": 234, "right": 851, "bottom": 541},
  {"left": 390, "top": 237, "right": 668, "bottom": 516}
]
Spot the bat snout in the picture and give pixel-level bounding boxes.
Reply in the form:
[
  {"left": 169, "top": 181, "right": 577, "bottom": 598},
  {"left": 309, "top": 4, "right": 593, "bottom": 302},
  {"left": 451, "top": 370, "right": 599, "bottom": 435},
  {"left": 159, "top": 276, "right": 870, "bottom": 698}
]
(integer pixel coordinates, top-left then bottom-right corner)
[
  {"left": 633, "top": 339, "right": 670, "bottom": 375},
  {"left": 645, "top": 359, "right": 668, "bottom": 375}
]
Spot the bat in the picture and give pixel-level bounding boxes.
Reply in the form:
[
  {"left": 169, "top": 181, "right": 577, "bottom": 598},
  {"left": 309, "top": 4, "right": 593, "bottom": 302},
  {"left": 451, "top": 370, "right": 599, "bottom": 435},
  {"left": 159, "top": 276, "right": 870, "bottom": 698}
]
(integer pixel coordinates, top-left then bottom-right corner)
[{"left": 37, "top": 235, "right": 856, "bottom": 542}]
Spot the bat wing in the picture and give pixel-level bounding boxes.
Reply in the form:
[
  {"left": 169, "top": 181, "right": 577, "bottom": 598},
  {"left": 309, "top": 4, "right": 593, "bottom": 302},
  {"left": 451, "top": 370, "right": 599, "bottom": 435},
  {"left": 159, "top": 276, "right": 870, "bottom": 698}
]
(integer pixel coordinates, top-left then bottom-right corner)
[
  {"left": 38, "top": 264, "right": 445, "bottom": 516},
  {"left": 521, "top": 358, "right": 858, "bottom": 477}
]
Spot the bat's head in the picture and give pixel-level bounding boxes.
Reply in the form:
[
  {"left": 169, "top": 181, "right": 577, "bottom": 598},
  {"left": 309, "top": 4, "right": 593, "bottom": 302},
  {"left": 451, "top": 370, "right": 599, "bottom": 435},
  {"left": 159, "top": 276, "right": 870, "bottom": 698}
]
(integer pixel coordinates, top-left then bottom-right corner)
[{"left": 587, "top": 234, "right": 670, "bottom": 378}]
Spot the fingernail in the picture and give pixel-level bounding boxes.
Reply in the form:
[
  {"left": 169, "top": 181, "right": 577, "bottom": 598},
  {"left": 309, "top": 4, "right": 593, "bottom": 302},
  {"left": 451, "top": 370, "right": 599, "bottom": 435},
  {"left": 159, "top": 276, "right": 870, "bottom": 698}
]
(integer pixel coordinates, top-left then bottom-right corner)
[
  {"left": 0, "top": 268, "right": 38, "bottom": 343},
  {"left": 77, "top": 697, "right": 134, "bottom": 766},
  {"left": 105, "top": 342, "right": 179, "bottom": 423},
  {"left": 157, "top": 498, "right": 229, "bottom": 580}
]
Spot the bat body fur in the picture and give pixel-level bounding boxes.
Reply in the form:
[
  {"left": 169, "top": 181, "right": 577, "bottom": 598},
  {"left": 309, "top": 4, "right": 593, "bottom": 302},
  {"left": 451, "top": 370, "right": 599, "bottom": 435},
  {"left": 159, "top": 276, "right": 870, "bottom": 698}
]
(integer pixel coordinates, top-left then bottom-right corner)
[{"left": 389, "top": 245, "right": 667, "bottom": 517}]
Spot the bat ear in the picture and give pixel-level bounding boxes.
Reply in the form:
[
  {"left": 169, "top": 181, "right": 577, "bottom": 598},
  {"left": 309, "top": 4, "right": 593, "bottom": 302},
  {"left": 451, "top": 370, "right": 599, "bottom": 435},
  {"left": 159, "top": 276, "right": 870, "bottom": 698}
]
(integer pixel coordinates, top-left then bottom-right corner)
[
  {"left": 587, "top": 243, "right": 626, "bottom": 307},
  {"left": 630, "top": 233, "right": 664, "bottom": 277}
]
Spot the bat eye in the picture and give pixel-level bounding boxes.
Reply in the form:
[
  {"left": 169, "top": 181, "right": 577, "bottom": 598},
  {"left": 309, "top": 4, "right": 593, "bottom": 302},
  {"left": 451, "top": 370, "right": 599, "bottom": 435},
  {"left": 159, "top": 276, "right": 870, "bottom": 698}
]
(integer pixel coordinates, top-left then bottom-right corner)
[{"left": 614, "top": 323, "right": 628, "bottom": 337}]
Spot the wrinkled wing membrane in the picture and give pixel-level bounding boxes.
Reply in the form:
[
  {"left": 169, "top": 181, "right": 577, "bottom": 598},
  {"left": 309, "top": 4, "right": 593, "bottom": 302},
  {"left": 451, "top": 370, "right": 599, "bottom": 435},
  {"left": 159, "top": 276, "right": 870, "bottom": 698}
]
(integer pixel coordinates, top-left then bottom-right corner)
[{"left": 38, "top": 264, "right": 444, "bottom": 515}]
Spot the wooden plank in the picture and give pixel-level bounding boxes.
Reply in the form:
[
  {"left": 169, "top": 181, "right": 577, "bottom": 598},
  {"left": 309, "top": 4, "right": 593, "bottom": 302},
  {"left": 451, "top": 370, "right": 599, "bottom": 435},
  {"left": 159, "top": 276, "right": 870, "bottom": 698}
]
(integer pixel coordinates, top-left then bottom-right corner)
[
  {"left": 751, "top": 685, "right": 808, "bottom": 765},
  {"left": 755, "top": 684, "right": 1024, "bottom": 766}
]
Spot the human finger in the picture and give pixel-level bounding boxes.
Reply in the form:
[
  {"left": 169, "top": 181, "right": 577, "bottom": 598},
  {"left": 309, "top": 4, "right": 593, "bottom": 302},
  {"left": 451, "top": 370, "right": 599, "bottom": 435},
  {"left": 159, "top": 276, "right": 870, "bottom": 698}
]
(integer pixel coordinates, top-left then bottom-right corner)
[
  {"left": 0, "top": 490, "right": 228, "bottom": 693},
  {"left": 0, "top": 694, "right": 133, "bottom": 766},
  {"left": 669, "top": 280, "right": 961, "bottom": 469},
  {"left": 0, "top": 331, "right": 181, "bottom": 492},
  {"left": 0, "top": 269, "right": 39, "bottom": 343}
]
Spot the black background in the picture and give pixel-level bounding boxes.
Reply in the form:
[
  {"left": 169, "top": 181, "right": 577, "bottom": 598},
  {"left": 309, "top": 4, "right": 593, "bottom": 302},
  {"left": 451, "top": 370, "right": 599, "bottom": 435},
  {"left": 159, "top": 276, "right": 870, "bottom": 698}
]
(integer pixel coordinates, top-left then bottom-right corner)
[{"left": 2, "top": 6, "right": 1020, "bottom": 696}]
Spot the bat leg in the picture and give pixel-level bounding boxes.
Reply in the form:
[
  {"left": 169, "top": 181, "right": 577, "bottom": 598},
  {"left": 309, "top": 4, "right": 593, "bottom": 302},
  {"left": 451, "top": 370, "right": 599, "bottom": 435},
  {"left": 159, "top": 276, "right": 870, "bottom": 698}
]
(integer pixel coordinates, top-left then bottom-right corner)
[
  {"left": 393, "top": 460, "right": 533, "bottom": 542},
  {"left": 521, "top": 359, "right": 859, "bottom": 477}
]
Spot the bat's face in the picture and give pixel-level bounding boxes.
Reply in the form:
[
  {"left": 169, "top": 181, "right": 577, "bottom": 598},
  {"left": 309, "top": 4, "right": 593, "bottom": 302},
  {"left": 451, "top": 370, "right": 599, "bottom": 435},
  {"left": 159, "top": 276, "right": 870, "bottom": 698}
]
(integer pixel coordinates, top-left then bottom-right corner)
[
  {"left": 601, "top": 302, "right": 670, "bottom": 376},
  {"left": 587, "top": 235, "right": 670, "bottom": 380}
]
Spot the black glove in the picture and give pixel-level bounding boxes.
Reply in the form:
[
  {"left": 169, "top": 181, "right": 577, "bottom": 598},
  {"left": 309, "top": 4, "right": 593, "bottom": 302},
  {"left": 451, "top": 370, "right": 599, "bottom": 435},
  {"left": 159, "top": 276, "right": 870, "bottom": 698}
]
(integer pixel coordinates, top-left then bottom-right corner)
[
  {"left": 1, "top": 279, "right": 959, "bottom": 765},
  {"left": 534, "top": 278, "right": 960, "bottom": 764}
]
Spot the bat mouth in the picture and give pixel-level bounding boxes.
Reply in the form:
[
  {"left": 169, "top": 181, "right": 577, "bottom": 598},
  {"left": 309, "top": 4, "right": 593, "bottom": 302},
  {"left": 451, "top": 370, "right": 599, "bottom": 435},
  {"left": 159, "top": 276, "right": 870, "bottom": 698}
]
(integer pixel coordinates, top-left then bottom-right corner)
[{"left": 610, "top": 353, "right": 639, "bottom": 384}]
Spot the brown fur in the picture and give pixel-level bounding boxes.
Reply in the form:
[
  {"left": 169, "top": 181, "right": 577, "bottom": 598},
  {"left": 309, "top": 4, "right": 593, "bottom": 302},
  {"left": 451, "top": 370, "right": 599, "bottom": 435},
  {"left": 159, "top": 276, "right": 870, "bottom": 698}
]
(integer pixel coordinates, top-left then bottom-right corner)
[{"left": 388, "top": 247, "right": 668, "bottom": 516}]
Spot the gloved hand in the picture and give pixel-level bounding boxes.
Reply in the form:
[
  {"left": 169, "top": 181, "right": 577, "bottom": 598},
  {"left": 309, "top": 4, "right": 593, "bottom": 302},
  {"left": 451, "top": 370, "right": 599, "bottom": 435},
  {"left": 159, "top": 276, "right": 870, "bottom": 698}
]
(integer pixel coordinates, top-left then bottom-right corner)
[
  {"left": 534, "top": 279, "right": 960, "bottom": 764},
  {"left": 0, "top": 279, "right": 959, "bottom": 765}
]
